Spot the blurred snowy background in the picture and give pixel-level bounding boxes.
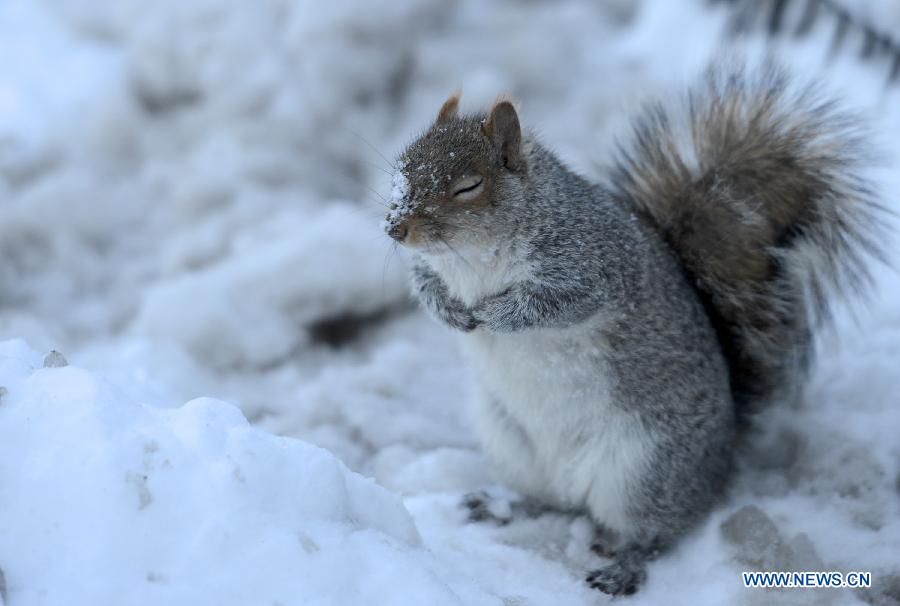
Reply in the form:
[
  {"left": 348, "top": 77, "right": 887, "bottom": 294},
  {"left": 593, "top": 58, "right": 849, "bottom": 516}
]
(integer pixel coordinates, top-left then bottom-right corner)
[{"left": 1, "top": 0, "right": 899, "bottom": 604}]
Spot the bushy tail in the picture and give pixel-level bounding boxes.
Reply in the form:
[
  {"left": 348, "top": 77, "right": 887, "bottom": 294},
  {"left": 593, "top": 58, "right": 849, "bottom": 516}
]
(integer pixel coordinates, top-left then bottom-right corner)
[{"left": 610, "top": 63, "right": 888, "bottom": 418}]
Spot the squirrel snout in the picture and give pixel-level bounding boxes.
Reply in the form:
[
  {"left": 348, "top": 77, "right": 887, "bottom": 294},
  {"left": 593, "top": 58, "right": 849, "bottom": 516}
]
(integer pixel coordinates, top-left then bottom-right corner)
[{"left": 388, "top": 222, "right": 408, "bottom": 242}]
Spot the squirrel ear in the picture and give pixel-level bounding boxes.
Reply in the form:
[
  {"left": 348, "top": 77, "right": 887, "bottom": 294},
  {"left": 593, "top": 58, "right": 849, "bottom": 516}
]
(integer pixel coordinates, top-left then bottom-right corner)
[
  {"left": 483, "top": 100, "right": 523, "bottom": 171},
  {"left": 436, "top": 92, "right": 461, "bottom": 124}
]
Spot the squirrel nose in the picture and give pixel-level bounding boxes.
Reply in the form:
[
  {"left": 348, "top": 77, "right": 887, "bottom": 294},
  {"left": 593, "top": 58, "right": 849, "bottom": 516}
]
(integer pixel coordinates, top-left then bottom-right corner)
[{"left": 388, "top": 222, "right": 408, "bottom": 242}]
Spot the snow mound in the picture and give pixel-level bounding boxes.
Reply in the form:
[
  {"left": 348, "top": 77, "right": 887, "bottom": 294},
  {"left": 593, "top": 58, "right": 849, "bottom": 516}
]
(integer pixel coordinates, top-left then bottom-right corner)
[
  {"left": 0, "top": 340, "right": 492, "bottom": 606},
  {"left": 134, "top": 204, "right": 408, "bottom": 370}
]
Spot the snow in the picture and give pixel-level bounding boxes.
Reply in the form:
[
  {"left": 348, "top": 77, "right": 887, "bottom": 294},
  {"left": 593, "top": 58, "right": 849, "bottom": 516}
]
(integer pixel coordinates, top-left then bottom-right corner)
[
  {"left": 135, "top": 204, "right": 408, "bottom": 370},
  {"left": 1, "top": 0, "right": 900, "bottom": 605},
  {"left": 0, "top": 339, "right": 594, "bottom": 605},
  {"left": 0, "top": 1, "right": 122, "bottom": 163},
  {"left": 382, "top": 170, "right": 413, "bottom": 233},
  {"left": 0, "top": 340, "right": 490, "bottom": 605}
]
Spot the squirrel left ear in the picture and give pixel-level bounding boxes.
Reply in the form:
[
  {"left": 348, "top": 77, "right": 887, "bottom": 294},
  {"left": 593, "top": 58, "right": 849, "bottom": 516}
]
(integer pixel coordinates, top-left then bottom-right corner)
[
  {"left": 483, "top": 100, "right": 523, "bottom": 171},
  {"left": 436, "top": 92, "right": 461, "bottom": 124}
]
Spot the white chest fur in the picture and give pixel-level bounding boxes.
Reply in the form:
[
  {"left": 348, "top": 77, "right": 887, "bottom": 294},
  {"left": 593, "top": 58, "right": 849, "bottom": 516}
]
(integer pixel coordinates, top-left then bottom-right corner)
[
  {"left": 461, "top": 322, "right": 652, "bottom": 533},
  {"left": 424, "top": 243, "right": 528, "bottom": 307},
  {"left": 425, "top": 249, "right": 654, "bottom": 534}
]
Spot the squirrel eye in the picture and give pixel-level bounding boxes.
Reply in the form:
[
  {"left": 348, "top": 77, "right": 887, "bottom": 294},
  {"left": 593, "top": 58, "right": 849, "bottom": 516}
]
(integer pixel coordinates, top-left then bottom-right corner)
[{"left": 451, "top": 175, "right": 484, "bottom": 200}]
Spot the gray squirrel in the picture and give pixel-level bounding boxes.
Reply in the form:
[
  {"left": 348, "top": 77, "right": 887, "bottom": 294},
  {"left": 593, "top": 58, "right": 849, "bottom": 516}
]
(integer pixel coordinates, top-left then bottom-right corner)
[{"left": 381, "top": 63, "right": 884, "bottom": 595}]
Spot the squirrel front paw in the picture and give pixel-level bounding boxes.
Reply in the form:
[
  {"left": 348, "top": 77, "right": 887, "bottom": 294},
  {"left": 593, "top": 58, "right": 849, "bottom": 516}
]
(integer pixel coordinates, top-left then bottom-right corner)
[
  {"left": 471, "top": 290, "right": 516, "bottom": 332},
  {"left": 440, "top": 307, "right": 479, "bottom": 332}
]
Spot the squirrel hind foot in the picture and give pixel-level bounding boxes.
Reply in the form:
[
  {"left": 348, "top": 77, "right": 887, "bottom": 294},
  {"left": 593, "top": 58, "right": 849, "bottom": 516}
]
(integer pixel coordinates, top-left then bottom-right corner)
[
  {"left": 586, "top": 541, "right": 659, "bottom": 595},
  {"left": 461, "top": 491, "right": 554, "bottom": 525},
  {"left": 586, "top": 560, "right": 647, "bottom": 596},
  {"left": 461, "top": 490, "right": 512, "bottom": 526}
]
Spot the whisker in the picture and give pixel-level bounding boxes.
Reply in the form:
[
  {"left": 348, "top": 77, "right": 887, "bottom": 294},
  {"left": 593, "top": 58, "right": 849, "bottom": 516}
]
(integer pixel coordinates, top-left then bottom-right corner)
[
  {"left": 363, "top": 184, "right": 389, "bottom": 205},
  {"left": 382, "top": 240, "right": 401, "bottom": 294},
  {"left": 346, "top": 203, "right": 386, "bottom": 219},
  {"left": 361, "top": 159, "right": 393, "bottom": 176},
  {"left": 348, "top": 128, "right": 396, "bottom": 170},
  {"left": 439, "top": 235, "right": 474, "bottom": 271}
]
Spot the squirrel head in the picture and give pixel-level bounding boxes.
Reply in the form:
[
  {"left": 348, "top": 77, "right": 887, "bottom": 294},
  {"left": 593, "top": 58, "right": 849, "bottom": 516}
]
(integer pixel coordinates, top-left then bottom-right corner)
[{"left": 383, "top": 93, "right": 529, "bottom": 252}]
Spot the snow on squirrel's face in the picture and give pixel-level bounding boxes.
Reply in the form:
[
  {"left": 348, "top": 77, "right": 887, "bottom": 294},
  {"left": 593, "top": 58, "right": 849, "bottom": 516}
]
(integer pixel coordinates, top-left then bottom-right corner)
[{"left": 382, "top": 94, "right": 526, "bottom": 254}]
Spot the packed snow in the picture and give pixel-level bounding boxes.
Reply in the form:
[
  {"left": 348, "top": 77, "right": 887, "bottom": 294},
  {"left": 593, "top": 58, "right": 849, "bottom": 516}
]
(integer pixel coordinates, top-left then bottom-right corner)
[
  {"left": 382, "top": 170, "right": 413, "bottom": 234},
  {"left": 1, "top": 0, "right": 899, "bottom": 605}
]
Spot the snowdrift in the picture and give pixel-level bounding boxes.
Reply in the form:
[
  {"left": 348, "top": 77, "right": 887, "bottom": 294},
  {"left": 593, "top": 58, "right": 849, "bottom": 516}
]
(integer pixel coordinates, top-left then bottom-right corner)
[{"left": 0, "top": 340, "right": 491, "bottom": 606}]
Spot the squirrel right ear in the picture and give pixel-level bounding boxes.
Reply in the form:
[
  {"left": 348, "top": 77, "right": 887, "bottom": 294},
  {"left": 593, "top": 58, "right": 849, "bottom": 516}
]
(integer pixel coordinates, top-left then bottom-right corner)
[
  {"left": 483, "top": 100, "right": 523, "bottom": 172},
  {"left": 436, "top": 92, "right": 461, "bottom": 124}
]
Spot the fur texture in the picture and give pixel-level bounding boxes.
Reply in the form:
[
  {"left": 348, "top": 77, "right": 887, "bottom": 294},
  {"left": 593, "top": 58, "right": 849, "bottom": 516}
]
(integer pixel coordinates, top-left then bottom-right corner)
[{"left": 383, "top": 64, "right": 884, "bottom": 595}]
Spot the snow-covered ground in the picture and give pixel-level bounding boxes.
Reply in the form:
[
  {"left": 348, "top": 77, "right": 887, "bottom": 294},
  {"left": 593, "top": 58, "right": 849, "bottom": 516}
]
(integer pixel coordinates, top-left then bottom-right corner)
[{"left": 1, "top": 0, "right": 899, "bottom": 604}]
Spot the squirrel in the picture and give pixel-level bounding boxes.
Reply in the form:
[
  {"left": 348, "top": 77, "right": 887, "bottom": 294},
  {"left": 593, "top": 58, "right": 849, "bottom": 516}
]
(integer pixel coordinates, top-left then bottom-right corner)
[{"left": 381, "top": 63, "right": 885, "bottom": 595}]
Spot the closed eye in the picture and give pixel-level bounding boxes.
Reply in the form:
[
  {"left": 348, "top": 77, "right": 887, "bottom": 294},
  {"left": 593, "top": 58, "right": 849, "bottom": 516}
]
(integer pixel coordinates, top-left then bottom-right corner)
[{"left": 452, "top": 176, "right": 484, "bottom": 199}]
